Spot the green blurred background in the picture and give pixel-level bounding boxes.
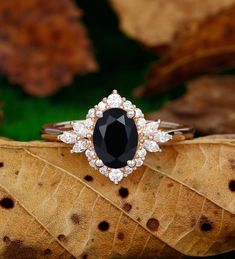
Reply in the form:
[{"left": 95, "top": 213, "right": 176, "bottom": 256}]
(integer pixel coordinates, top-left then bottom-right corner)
[{"left": 0, "top": 0, "right": 183, "bottom": 141}]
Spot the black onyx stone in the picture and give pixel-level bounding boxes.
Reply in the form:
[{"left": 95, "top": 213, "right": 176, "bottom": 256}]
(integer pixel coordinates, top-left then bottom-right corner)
[{"left": 93, "top": 108, "right": 138, "bottom": 168}]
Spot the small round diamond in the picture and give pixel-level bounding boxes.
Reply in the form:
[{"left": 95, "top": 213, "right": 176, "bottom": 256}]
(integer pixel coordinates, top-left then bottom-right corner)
[
  {"left": 109, "top": 169, "right": 123, "bottom": 184},
  {"left": 85, "top": 149, "right": 95, "bottom": 159},
  {"left": 85, "top": 118, "right": 93, "bottom": 128},
  {"left": 137, "top": 148, "right": 147, "bottom": 158},
  {"left": 136, "top": 158, "right": 143, "bottom": 167},
  {"left": 124, "top": 166, "right": 133, "bottom": 176},
  {"left": 87, "top": 108, "right": 95, "bottom": 118},
  {"left": 96, "top": 110, "right": 103, "bottom": 118},
  {"left": 107, "top": 93, "right": 122, "bottom": 108},
  {"left": 135, "top": 108, "right": 143, "bottom": 117},
  {"left": 123, "top": 100, "right": 133, "bottom": 110},
  {"left": 127, "top": 160, "right": 135, "bottom": 167},
  {"left": 96, "top": 159, "right": 104, "bottom": 167},
  {"left": 99, "top": 166, "right": 108, "bottom": 175},
  {"left": 127, "top": 110, "right": 135, "bottom": 118},
  {"left": 98, "top": 101, "right": 106, "bottom": 111}
]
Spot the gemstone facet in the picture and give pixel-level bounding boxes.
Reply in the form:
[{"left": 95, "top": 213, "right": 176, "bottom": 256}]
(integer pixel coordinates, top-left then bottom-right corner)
[{"left": 93, "top": 108, "right": 138, "bottom": 168}]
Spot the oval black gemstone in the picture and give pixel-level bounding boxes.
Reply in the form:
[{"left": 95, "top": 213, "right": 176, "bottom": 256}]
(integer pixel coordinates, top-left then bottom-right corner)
[{"left": 93, "top": 108, "right": 138, "bottom": 168}]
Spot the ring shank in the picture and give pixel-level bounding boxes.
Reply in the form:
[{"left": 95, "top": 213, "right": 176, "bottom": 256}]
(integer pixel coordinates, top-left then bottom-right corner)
[{"left": 41, "top": 120, "right": 194, "bottom": 142}]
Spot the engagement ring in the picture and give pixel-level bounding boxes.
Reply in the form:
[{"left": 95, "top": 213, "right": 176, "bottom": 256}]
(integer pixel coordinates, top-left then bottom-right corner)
[{"left": 41, "top": 90, "right": 194, "bottom": 184}]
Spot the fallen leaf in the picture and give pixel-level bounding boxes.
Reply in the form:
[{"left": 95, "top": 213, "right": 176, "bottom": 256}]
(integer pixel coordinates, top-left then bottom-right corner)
[
  {"left": 0, "top": 136, "right": 235, "bottom": 257},
  {"left": 147, "top": 76, "right": 235, "bottom": 135},
  {"left": 136, "top": 5, "right": 235, "bottom": 96},
  {"left": 0, "top": 0, "right": 97, "bottom": 97},
  {"left": 110, "top": 0, "right": 235, "bottom": 47}
]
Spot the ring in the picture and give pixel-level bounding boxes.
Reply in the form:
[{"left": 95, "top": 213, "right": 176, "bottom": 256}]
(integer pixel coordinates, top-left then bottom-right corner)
[{"left": 41, "top": 90, "right": 194, "bottom": 184}]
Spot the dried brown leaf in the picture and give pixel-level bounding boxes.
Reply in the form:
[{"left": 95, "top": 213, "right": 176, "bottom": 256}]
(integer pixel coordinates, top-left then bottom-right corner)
[
  {"left": 137, "top": 5, "right": 235, "bottom": 97},
  {"left": 0, "top": 0, "right": 97, "bottom": 97},
  {"left": 147, "top": 76, "right": 235, "bottom": 135},
  {"left": 110, "top": 0, "right": 235, "bottom": 47},
  {"left": 0, "top": 136, "right": 235, "bottom": 257}
]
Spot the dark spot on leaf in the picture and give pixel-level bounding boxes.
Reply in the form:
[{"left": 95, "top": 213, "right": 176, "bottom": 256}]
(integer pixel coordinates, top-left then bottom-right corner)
[
  {"left": 38, "top": 182, "right": 43, "bottom": 187},
  {"left": 119, "top": 187, "right": 129, "bottom": 198},
  {"left": 43, "top": 248, "right": 51, "bottom": 255},
  {"left": 15, "top": 171, "right": 19, "bottom": 175},
  {"left": 71, "top": 213, "right": 80, "bottom": 225},
  {"left": 117, "top": 232, "right": 124, "bottom": 240},
  {"left": 229, "top": 159, "right": 235, "bottom": 170},
  {"left": 0, "top": 197, "right": 14, "bottom": 209},
  {"left": 0, "top": 162, "right": 4, "bottom": 167},
  {"left": 225, "top": 234, "right": 235, "bottom": 243},
  {"left": 137, "top": 217, "right": 141, "bottom": 222},
  {"left": 51, "top": 181, "right": 59, "bottom": 187},
  {"left": 201, "top": 222, "right": 213, "bottom": 232},
  {"left": 3, "top": 239, "right": 39, "bottom": 258},
  {"left": 200, "top": 216, "right": 213, "bottom": 232},
  {"left": 223, "top": 25, "right": 235, "bottom": 38},
  {"left": 146, "top": 218, "right": 159, "bottom": 231},
  {"left": 84, "top": 175, "right": 93, "bottom": 182},
  {"left": 98, "top": 221, "right": 109, "bottom": 231},
  {"left": 83, "top": 255, "right": 88, "bottom": 259},
  {"left": 123, "top": 203, "right": 132, "bottom": 212},
  {"left": 229, "top": 180, "right": 235, "bottom": 192},
  {"left": 57, "top": 234, "right": 66, "bottom": 242},
  {"left": 3, "top": 236, "right": 11, "bottom": 244},
  {"left": 61, "top": 153, "right": 65, "bottom": 157},
  {"left": 167, "top": 183, "right": 174, "bottom": 188}
]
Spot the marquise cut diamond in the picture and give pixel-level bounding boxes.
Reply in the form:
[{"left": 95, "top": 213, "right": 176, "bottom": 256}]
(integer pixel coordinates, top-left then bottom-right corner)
[
  {"left": 143, "top": 140, "right": 160, "bottom": 152},
  {"left": 58, "top": 131, "right": 77, "bottom": 144},
  {"left": 154, "top": 131, "right": 172, "bottom": 143},
  {"left": 144, "top": 121, "right": 160, "bottom": 135},
  {"left": 72, "top": 122, "right": 89, "bottom": 136},
  {"left": 72, "top": 140, "right": 89, "bottom": 153}
]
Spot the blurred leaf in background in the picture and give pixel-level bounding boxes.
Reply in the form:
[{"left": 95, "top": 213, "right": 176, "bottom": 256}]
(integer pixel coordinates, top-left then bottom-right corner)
[
  {"left": 0, "top": 0, "right": 97, "bottom": 97},
  {"left": 110, "top": 0, "right": 235, "bottom": 47},
  {"left": 138, "top": 4, "right": 235, "bottom": 97},
  {"left": 147, "top": 76, "right": 235, "bottom": 135}
]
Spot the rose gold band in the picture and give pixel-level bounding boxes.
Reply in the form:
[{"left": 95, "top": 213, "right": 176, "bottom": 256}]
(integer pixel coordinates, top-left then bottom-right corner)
[{"left": 41, "top": 120, "right": 194, "bottom": 142}]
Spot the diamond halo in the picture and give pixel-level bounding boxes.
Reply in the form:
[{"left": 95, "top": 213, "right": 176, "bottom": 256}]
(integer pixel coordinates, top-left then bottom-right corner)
[{"left": 58, "top": 90, "right": 172, "bottom": 184}]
